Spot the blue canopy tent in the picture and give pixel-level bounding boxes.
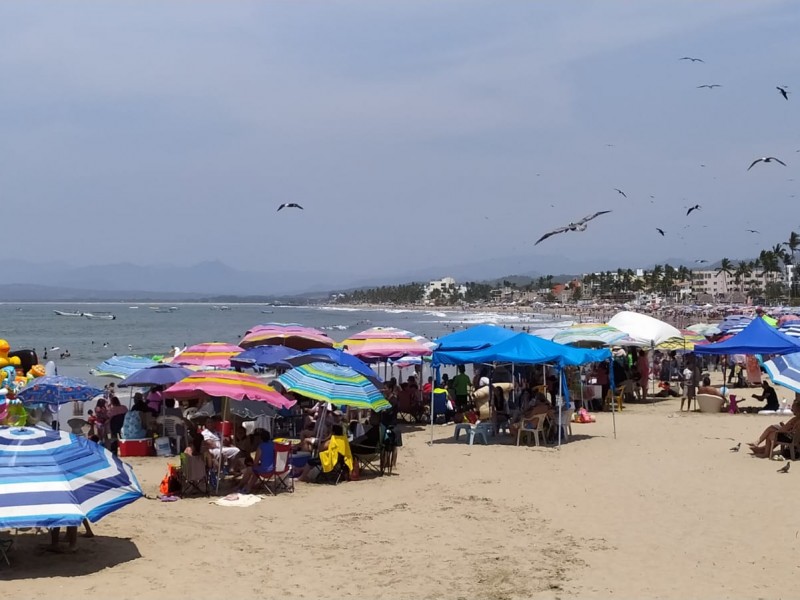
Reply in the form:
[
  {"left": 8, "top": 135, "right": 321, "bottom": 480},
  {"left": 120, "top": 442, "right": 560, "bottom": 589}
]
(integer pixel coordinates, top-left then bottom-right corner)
[
  {"left": 431, "top": 332, "right": 614, "bottom": 444},
  {"left": 694, "top": 316, "right": 800, "bottom": 356},
  {"left": 433, "top": 325, "right": 517, "bottom": 354}
]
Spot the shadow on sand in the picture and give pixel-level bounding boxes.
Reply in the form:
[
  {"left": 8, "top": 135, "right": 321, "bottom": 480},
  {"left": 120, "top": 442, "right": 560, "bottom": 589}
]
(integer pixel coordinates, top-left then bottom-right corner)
[{"left": 1, "top": 534, "right": 141, "bottom": 578}]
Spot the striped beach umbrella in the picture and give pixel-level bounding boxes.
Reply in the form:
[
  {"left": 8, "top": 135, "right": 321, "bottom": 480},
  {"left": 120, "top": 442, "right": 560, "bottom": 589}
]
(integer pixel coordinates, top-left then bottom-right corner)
[
  {"left": 92, "top": 355, "right": 158, "bottom": 379},
  {"left": 171, "top": 342, "right": 243, "bottom": 369},
  {"left": 239, "top": 323, "right": 334, "bottom": 351},
  {"left": 165, "top": 370, "right": 295, "bottom": 410},
  {"left": 0, "top": 426, "right": 143, "bottom": 529},
  {"left": 275, "top": 362, "right": 390, "bottom": 411},
  {"left": 656, "top": 330, "right": 706, "bottom": 351},
  {"left": 763, "top": 353, "right": 800, "bottom": 394},
  {"left": 17, "top": 376, "right": 103, "bottom": 406},
  {"left": 549, "top": 324, "right": 632, "bottom": 347},
  {"left": 340, "top": 327, "right": 434, "bottom": 361}
]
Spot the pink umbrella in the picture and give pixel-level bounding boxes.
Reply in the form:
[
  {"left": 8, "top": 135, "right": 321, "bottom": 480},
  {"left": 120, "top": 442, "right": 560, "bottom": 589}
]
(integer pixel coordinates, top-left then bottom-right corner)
[
  {"left": 171, "top": 342, "right": 244, "bottom": 369},
  {"left": 340, "top": 327, "right": 434, "bottom": 361},
  {"left": 239, "top": 323, "right": 334, "bottom": 351},
  {"left": 165, "top": 370, "right": 295, "bottom": 409}
]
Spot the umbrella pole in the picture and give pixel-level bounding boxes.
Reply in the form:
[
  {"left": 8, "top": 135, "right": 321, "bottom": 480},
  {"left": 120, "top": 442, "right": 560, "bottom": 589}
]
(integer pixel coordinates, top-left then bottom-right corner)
[
  {"left": 610, "top": 359, "right": 617, "bottom": 440},
  {"left": 216, "top": 396, "right": 227, "bottom": 494},
  {"left": 429, "top": 366, "right": 438, "bottom": 446},
  {"left": 650, "top": 341, "right": 656, "bottom": 405},
  {"left": 557, "top": 366, "right": 562, "bottom": 447}
]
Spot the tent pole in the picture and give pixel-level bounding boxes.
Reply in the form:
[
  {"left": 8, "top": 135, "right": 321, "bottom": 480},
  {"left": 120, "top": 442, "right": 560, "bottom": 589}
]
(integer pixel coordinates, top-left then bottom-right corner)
[
  {"left": 557, "top": 365, "right": 563, "bottom": 447},
  {"left": 429, "top": 365, "right": 439, "bottom": 446},
  {"left": 610, "top": 358, "right": 617, "bottom": 439}
]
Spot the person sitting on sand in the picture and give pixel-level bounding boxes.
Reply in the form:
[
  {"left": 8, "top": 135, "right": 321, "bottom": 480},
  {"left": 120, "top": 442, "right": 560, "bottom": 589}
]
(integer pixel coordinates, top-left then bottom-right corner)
[
  {"left": 752, "top": 380, "right": 780, "bottom": 412},
  {"left": 698, "top": 375, "right": 726, "bottom": 400},
  {"left": 749, "top": 399, "right": 800, "bottom": 458}
]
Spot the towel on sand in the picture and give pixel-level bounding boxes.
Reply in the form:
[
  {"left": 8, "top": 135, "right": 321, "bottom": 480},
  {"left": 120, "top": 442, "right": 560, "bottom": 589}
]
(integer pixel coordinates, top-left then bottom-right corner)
[{"left": 210, "top": 493, "right": 262, "bottom": 508}]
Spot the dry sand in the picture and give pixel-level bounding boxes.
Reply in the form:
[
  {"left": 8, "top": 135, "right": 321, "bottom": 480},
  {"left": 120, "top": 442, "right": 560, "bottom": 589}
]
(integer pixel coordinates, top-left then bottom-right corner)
[{"left": 4, "top": 381, "right": 799, "bottom": 599}]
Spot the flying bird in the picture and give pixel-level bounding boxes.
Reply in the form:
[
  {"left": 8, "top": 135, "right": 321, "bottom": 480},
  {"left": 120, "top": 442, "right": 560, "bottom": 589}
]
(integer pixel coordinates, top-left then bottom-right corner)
[
  {"left": 614, "top": 188, "right": 627, "bottom": 198},
  {"left": 778, "top": 462, "right": 791, "bottom": 473},
  {"left": 746, "top": 229, "right": 760, "bottom": 234},
  {"left": 697, "top": 84, "right": 721, "bottom": 89},
  {"left": 748, "top": 157, "right": 787, "bottom": 170},
  {"left": 730, "top": 443, "right": 741, "bottom": 453},
  {"left": 686, "top": 204, "right": 701, "bottom": 216},
  {"left": 777, "top": 86, "right": 790, "bottom": 100},
  {"left": 277, "top": 203, "right": 304, "bottom": 212},
  {"left": 534, "top": 211, "right": 612, "bottom": 246},
  {"left": 679, "top": 56, "right": 704, "bottom": 62},
  {"left": 656, "top": 228, "right": 665, "bottom": 236},
  {"left": 695, "top": 259, "right": 708, "bottom": 264}
]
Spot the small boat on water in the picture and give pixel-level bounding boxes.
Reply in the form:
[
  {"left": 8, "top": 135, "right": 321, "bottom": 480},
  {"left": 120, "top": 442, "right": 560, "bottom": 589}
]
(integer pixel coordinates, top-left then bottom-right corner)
[
  {"left": 54, "top": 310, "right": 83, "bottom": 317},
  {"left": 83, "top": 312, "right": 116, "bottom": 320},
  {"left": 261, "top": 310, "right": 273, "bottom": 314}
]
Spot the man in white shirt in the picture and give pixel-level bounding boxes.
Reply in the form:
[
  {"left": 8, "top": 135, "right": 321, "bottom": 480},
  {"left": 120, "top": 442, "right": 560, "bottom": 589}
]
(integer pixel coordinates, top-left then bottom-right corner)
[{"left": 202, "top": 416, "right": 240, "bottom": 466}]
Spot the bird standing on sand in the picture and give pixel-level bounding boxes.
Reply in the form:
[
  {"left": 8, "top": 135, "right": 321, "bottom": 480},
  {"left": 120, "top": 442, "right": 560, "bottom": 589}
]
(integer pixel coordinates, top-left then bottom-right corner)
[
  {"left": 748, "top": 157, "right": 787, "bottom": 170},
  {"left": 534, "top": 211, "right": 612, "bottom": 246},
  {"left": 680, "top": 56, "right": 704, "bottom": 62},
  {"left": 687, "top": 204, "right": 701, "bottom": 216},
  {"left": 614, "top": 188, "right": 627, "bottom": 198},
  {"left": 730, "top": 443, "right": 741, "bottom": 453},
  {"left": 778, "top": 462, "right": 791, "bottom": 473},
  {"left": 656, "top": 228, "right": 665, "bottom": 236},
  {"left": 697, "top": 84, "right": 721, "bottom": 89},
  {"left": 777, "top": 86, "right": 790, "bottom": 100},
  {"left": 277, "top": 203, "right": 304, "bottom": 212}
]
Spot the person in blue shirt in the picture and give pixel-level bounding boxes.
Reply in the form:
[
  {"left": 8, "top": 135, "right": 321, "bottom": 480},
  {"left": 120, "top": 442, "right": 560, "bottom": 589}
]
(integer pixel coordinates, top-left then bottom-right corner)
[{"left": 238, "top": 430, "right": 274, "bottom": 493}]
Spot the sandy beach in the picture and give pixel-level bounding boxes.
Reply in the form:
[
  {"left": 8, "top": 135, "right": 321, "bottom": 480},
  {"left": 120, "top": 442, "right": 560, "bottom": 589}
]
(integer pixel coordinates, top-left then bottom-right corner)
[{"left": 3, "top": 376, "right": 798, "bottom": 599}]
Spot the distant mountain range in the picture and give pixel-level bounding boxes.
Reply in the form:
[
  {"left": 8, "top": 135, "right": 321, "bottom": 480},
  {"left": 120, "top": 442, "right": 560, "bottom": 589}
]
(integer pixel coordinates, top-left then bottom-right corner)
[{"left": 0, "top": 254, "right": 716, "bottom": 302}]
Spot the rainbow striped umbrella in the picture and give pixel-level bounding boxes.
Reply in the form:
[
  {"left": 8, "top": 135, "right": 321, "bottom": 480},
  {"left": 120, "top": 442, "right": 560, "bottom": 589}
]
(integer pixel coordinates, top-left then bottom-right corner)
[
  {"left": 239, "top": 323, "right": 334, "bottom": 351},
  {"left": 340, "top": 327, "right": 434, "bottom": 361},
  {"left": 656, "top": 330, "right": 706, "bottom": 351},
  {"left": 275, "top": 362, "right": 390, "bottom": 411},
  {"left": 165, "top": 370, "right": 295, "bottom": 409},
  {"left": 171, "top": 342, "right": 243, "bottom": 369}
]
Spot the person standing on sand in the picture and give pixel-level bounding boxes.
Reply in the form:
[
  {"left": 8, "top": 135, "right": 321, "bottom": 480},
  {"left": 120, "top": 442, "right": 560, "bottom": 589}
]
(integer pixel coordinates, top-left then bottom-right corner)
[{"left": 452, "top": 365, "right": 471, "bottom": 413}]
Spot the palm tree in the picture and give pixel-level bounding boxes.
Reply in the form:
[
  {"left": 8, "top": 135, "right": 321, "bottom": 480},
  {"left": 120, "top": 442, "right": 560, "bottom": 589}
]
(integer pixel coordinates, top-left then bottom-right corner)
[
  {"left": 784, "top": 231, "right": 800, "bottom": 297},
  {"left": 733, "top": 261, "right": 752, "bottom": 294},
  {"left": 716, "top": 258, "right": 734, "bottom": 299}
]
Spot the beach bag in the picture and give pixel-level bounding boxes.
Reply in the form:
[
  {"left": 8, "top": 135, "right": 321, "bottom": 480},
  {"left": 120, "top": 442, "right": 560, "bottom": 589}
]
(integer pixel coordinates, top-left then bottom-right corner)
[{"left": 159, "top": 464, "right": 181, "bottom": 495}]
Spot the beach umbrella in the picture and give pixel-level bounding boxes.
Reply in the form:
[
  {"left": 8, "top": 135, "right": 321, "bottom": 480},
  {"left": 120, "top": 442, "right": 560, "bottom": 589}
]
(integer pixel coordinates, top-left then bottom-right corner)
[
  {"left": 230, "top": 345, "right": 300, "bottom": 370},
  {"left": 170, "top": 342, "right": 243, "bottom": 369},
  {"left": 17, "top": 376, "right": 103, "bottom": 407},
  {"left": 718, "top": 315, "right": 752, "bottom": 334},
  {"left": 548, "top": 323, "right": 634, "bottom": 347},
  {"left": 239, "top": 323, "right": 334, "bottom": 351},
  {"left": 779, "top": 323, "right": 800, "bottom": 338},
  {"left": 686, "top": 323, "right": 722, "bottom": 336},
  {"left": 778, "top": 315, "right": 800, "bottom": 327},
  {"left": 284, "top": 348, "right": 382, "bottom": 386},
  {"left": 339, "top": 327, "right": 434, "bottom": 361},
  {"left": 763, "top": 353, "right": 800, "bottom": 394},
  {"left": 275, "top": 362, "right": 390, "bottom": 412},
  {"left": 195, "top": 398, "right": 277, "bottom": 420},
  {"left": 117, "top": 364, "right": 195, "bottom": 388},
  {"left": 91, "top": 355, "right": 158, "bottom": 379},
  {"left": 165, "top": 370, "right": 295, "bottom": 410},
  {"left": 656, "top": 330, "right": 706, "bottom": 351},
  {"left": 0, "top": 426, "right": 143, "bottom": 528},
  {"left": 607, "top": 311, "right": 682, "bottom": 346}
]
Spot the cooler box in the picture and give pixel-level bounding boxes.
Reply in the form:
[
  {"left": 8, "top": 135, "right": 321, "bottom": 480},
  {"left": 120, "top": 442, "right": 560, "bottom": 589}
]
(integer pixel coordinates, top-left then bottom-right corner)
[
  {"left": 219, "top": 421, "right": 233, "bottom": 437},
  {"left": 119, "top": 438, "right": 154, "bottom": 457},
  {"left": 291, "top": 451, "right": 311, "bottom": 473}
]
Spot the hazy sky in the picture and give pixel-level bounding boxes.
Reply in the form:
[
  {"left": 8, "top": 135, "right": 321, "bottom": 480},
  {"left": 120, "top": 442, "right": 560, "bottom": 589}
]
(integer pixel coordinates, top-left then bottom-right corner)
[{"left": 1, "top": 1, "right": 798, "bottom": 279}]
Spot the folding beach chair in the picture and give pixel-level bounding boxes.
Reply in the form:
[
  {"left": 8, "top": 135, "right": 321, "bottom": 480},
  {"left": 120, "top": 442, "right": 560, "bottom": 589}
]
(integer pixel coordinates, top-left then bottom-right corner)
[
  {"left": 317, "top": 453, "right": 349, "bottom": 485},
  {"left": 432, "top": 391, "right": 449, "bottom": 424},
  {"left": 0, "top": 536, "right": 12, "bottom": 566},
  {"left": 254, "top": 443, "right": 294, "bottom": 495},
  {"left": 180, "top": 453, "right": 209, "bottom": 497},
  {"left": 351, "top": 428, "right": 385, "bottom": 477}
]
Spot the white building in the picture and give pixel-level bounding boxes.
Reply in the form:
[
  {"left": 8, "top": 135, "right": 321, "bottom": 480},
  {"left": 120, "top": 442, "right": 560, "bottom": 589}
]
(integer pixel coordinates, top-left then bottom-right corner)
[{"left": 424, "top": 277, "right": 467, "bottom": 303}]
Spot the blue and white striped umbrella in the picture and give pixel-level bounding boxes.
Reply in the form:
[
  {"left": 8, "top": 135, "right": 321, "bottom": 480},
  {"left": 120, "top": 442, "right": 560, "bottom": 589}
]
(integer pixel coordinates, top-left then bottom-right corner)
[
  {"left": 92, "top": 355, "right": 158, "bottom": 379},
  {"left": 17, "top": 376, "right": 103, "bottom": 406},
  {"left": 0, "top": 426, "right": 143, "bottom": 528},
  {"left": 275, "top": 362, "right": 390, "bottom": 412},
  {"left": 763, "top": 353, "right": 800, "bottom": 394},
  {"left": 779, "top": 324, "right": 800, "bottom": 339}
]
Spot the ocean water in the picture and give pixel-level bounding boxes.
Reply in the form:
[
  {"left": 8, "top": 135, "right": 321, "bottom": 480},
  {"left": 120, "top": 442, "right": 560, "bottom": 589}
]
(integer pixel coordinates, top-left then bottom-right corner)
[{"left": 0, "top": 302, "right": 569, "bottom": 381}]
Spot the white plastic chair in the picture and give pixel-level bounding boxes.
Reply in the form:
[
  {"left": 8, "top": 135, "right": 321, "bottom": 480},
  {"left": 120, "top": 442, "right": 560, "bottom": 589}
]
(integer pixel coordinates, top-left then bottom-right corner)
[
  {"left": 516, "top": 414, "right": 547, "bottom": 447},
  {"left": 554, "top": 408, "right": 574, "bottom": 443},
  {"left": 156, "top": 416, "right": 186, "bottom": 455}
]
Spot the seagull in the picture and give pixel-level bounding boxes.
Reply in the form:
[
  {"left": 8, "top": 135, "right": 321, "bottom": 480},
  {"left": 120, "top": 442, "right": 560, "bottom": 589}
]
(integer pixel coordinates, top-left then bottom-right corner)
[
  {"left": 534, "top": 211, "right": 612, "bottom": 246},
  {"left": 686, "top": 204, "right": 701, "bottom": 216},
  {"left": 748, "top": 157, "right": 787, "bottom": 170},
  {"left": 730, "top": 443, "right": 741, "bottom": 452},
  {"left": 679, "top": 56, "right": 704, "bottom": 62},
  {"left": 746, "top": 229, "right": 760, "bottom": 234},
  {"left": 777, "top": 86, "right": 790, "bottom": 100},
  {"left": 277, "top": 203, "right": 304, "bottom": 212},
  {"left": 614, "top": 188, "right": 627, "bottom": 198},
  {"left": 697, "top": 84, "right": 721, "bottom": 89},
  {"left": 656, "top": 228, "right": 665, "bottom": 236},
  {"left": 778, "top": 462, "right": 791, "bottom": 473},
  {"left": 695, "top": 259, "right": 709, "bottom": 264}
]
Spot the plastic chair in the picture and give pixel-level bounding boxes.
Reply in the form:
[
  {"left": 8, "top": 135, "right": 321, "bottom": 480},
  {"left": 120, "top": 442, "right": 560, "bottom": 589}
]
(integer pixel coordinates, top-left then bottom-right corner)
[
  {"left": 432, "top": 391, "right": 449, "bottom": 424},
  {"left": 156, "top": 416, "right": 186, "bottom": 455},
  {"left": 516, "top": 414, "right": 547, "bottom": 447},
  {"left": 604, "top": 389, "right": 624, "bottom": 412},
  {"left": 67, "top": 418, "right": 90, "bottom": 436},
  {"left": 254, "top": 443, "right": 294, "bottom": 495},
  {"left": 554, "top": 408, "right": 574, "bottom": 443}
]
